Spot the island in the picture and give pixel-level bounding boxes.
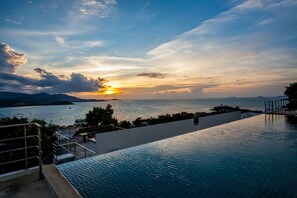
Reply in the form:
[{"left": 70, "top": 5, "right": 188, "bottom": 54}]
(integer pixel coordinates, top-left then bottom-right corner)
[{"left": 0, "top": 92, "right": 112, "bottom": 107}]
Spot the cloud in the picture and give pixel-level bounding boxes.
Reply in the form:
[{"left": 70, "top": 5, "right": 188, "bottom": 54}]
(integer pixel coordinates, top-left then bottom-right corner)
[
  {"left": 0, "top": 43, "right": 27, "bottom": 73},
  {"left": 0, "top": 43, "right": 106, "bottom": 93},
  {"left": 32, "top": 67, "right": 106, "bottom": 92},
  {"left": 5, "top": 19, "right": 22, "bottom": 25},
  {"left": 74, "top": 0, "right": 117, "bottom": 19},
  {"left": 2, "top": 29, "right": 84, "bottom": 36},
  {"left": 137, "top": 72, "right": 168, "bottom": 79},
  {"left": 55, "top": 35, "right": 65, "bottom": 45},
  {"left": 126, "top": 0, "right": 297, "bottom": 99},
  {"left": 0, "top": 68, "right": 106, "bottom": 93},
  {"left": 69, "top": 55, "right": 146, "bottom": 76},
  {"left": 146, "top": 0, "right": 297, "bottom": 84},
  {"left": 119, "top": 84, "right": 192, "bottom": 95},
  {"left": 54, "top": 35, "right": 104, "bottom": 48},
  {"left": 235, "top": 0, "right": 264, "bottom": 10}
]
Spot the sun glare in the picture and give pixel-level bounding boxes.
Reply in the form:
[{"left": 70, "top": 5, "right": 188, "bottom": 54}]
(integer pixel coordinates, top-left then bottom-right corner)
[{"left": 103, "top": 87, "right": 118, "bottom": 95}]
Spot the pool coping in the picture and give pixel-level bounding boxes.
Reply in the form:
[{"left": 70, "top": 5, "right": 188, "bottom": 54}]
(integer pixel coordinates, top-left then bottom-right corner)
[{"left": 43, "top": 164, "right": 81, "bottom": 198}]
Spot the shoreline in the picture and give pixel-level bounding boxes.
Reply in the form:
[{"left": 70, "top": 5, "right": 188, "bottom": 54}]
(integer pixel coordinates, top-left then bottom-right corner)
[
  {"left": 0, "top": 99, "right": 268, "bottom": 126},
  {"left": 0, "top": 100, "right": 118, "bottom": 108}
]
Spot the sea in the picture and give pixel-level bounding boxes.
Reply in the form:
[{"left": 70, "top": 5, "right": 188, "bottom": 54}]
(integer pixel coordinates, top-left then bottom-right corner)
[{"left": 0, "top": 97, "right": 283, "bottom": 126}]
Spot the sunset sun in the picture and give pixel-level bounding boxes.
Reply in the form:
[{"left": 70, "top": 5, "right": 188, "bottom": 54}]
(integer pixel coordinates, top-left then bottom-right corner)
[{"left": 103, "top": 87, "right": 118, "bottom": 95}]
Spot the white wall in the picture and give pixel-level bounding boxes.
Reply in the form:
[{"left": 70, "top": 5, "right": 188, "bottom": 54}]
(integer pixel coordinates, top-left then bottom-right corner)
[
  {"left": 96, "top": 119, "right": 194, "bottom": 154},
  {"left": 96, "top": 111, "right": 242, "bottom": 155},
  {"left": 198, "top": 111, "right": 241, "bottom": 130}
]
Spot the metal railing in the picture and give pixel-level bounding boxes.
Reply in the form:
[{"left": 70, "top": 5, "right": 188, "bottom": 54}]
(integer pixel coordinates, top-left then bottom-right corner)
[
  {"left": 0, "top": 123, "right": 43, "bottom": 179},
  {"left": 53, "top": 132, "right": 96, "bottom": 164},
  {"left": 264, "top": 98, "right": 288, "bottom": 113}
]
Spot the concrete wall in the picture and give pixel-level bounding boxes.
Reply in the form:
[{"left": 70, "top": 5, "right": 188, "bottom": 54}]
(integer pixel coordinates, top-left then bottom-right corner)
[
  {"left": 96, "top": 119, "right": 194, "bottom": 154},
  {"left": 198, "top": 111, "right": 241, "bottom": 130},
  {"left": 96, "top": 111, "right": 242, "bottom": 155}
]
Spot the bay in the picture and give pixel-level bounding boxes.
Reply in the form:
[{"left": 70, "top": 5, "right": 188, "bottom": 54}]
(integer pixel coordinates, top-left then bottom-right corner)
[{"left": 0, "top": 97, "right": 281, "bottom": 126}]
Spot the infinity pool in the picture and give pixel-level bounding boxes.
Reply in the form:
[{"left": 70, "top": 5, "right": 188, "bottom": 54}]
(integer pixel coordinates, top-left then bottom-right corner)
[{"left": 58, "top": 115, "right": 297, "bottom": 197}]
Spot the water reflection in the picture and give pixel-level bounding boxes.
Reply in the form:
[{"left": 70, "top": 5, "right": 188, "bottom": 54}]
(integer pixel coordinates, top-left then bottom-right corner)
[{"left": 59, "top": 115, "right": 297, "bottom": 198}]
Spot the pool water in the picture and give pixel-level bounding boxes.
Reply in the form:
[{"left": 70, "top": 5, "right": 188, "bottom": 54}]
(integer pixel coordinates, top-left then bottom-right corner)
[{"left": 58, "top": 115, "right": 297, "bottom": 198}]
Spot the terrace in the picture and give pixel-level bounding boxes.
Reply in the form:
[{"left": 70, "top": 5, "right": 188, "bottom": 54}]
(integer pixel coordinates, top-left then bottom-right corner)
[{"left": 0, "top": 113, "right": 296, "bottom": 197}]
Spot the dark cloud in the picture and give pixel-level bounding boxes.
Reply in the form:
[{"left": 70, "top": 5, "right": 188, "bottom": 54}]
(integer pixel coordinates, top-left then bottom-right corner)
[
  {"left": 0, "top": 43, "right": 105, "bottom": 93},
  {"left": 34, "top": 67, "right": 105, "bottom": 92},
  {"left": 137, "top": 72, "right": 168, "bottom": 79},
  {"left": 0, "top": 68, "right": 105, "bottom": 93},
  {"left": 0, "top": 43, "right": 27, "bottom": 73}
]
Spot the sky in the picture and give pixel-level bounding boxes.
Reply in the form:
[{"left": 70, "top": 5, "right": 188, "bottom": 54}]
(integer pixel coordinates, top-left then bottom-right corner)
[{"left": 0, "top": 0, "right": 296, "bottom": 99}]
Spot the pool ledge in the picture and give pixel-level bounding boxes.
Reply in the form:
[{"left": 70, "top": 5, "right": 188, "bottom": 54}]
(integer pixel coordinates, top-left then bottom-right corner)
[{"left": 43, "top": 164, "right": 81, "bottom": 198}]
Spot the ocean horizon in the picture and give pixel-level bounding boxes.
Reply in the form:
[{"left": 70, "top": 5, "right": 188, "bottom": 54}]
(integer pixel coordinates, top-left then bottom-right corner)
[{"left": 0, "top": 97, "right": 284, "bottom": 126}]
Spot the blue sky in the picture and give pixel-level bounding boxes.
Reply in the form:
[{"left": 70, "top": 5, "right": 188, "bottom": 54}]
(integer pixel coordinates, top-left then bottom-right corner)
[{"left": 0, "top": 0, "right": 296, "bottom": 99}]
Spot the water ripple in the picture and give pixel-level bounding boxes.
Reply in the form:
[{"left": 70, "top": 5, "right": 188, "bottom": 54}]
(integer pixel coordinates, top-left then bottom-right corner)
[{"left": 58, "top": 115, "right": 297, "bottom": 198}]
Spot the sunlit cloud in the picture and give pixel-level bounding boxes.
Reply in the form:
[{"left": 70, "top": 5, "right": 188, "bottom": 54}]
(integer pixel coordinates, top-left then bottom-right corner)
[
  {"left": 1, "top": 0, "right": 296, "bottom": 99},
  {"left": 72, "top": 0, "right": 117, "bottom": 19},
  {"left": 55, "top": 35, "right": 104, "bottom": 48},
  {"left": 70, "top": 55, "right": 146, "bottom": 75},
  {"left": 0, "top": 43, "right": 27, "bottom": 73},
  {"left": 0, "top": 43, "right": 107, "bottom": 93},
  {"left": 140, "top": 0, "right": 297, "bottom": 98}
]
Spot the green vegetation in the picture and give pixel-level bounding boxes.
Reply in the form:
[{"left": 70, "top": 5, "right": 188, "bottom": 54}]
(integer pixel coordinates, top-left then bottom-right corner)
[
  {"left": 284, "top": 82, "right": 297, "bottom": 109},
  {"left": 84, "top": 105, "right": 201, "bottom": 129},
  {"left": 132, "top": 112, "right": 195, "bottom": 128},
  {"left": 84, "top": 104, "right": 262, "bottom": 130},
  {"left": 0, "top": 117, "right": 56, "bottom": 174},
  {"left": 118, "top": 120, "right": 132, "bottom": 129},
  {"left": 85, "top": 104, "right": 119, "bottom": 126},
  {"left": 84, "top": 105, "right": 196, "bottom": 129},
  {"left": 211, "top": 105, "right": 262, "bottom": 113}
]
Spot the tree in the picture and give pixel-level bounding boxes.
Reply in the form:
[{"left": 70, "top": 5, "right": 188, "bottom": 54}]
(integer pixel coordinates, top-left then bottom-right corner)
[
  {"left": 133, "top": 117, "right": 142, "bottom": 127},
  {"left": 119, "top": 120, "right": 132, "bottom": 129},
  {"left": 85, "top": 104, "right": 117, "bottom": 126},
  {"left": 284, "top": 82, "right": 297, "bottom": 109}
]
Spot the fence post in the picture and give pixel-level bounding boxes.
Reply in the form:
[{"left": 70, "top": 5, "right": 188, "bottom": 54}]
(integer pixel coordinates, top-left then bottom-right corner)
[
  {"left": 38, "top": 127, "right": 43, "bottom": 180},
  {"left": 24, "top": 126, "right": 27, "bottom": 170},
  {"left": 74, "top": 143, "right": 76, "bottom": 156}
]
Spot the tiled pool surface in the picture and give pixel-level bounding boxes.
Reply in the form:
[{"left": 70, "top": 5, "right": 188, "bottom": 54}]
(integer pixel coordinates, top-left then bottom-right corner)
[{"left": 58, "top": 115, "right": 297, "bottom": 197}]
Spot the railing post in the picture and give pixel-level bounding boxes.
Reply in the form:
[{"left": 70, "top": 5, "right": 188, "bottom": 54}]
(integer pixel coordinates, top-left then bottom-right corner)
[
  {"left": 37, "top": 127, "right": 43, "bottom": 180},
  {"left": 74, "top": 143, "right": 76, "bottom": 156},
  {"left": 24, "top": 126, "right": 27, "bottom": 170},
  {"left": 282, "top": 99, "right": 284, "bottom": 107}
]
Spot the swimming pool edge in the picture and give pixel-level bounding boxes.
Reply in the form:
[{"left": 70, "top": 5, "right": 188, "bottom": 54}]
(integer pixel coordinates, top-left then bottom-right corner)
[{"left": 43, "top": 164, "right": 82, "bottom": 198}]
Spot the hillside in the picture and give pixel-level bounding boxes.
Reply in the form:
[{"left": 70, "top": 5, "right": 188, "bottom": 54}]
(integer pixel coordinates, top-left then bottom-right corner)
[{"left": 0, "top": 92, "right": 102, "bottom": 107}]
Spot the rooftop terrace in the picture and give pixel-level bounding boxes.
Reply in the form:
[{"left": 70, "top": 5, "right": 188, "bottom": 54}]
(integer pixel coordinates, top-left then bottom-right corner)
[{"left": 1, "top": 113, "right": 296, "bottom": 197}]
